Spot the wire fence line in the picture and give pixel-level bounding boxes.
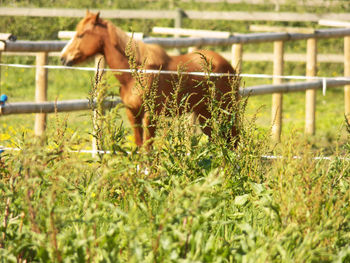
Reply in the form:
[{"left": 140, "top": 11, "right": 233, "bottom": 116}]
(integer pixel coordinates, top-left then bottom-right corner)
[
  {"left": 0, "top": 145, "right": 349, "bottom": 161},
  {"left": 1, "top": 62, "right": 348, "bottom": 83},
  {"left": 1, "top": 61, "right": 350, "bottom": 116},
  {"left": 1, "top": 62, "right": 349, "bottom": 96}
]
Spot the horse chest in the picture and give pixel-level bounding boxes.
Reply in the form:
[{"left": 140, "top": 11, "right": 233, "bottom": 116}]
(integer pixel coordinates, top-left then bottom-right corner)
[{"left": 120, "top": 83, "right": 143, "bottom": 110}]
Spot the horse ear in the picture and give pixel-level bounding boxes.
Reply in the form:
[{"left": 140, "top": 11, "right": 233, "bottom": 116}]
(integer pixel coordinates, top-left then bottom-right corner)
[
  {"left": 95, "top": 12, "right": 100, "bottom": 24},
  {"left": 86, "top": 10, "right": 90, "bottom": 16}
]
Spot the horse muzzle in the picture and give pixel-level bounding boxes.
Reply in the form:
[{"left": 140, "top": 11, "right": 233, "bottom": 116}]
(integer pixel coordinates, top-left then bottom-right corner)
[{"left": 60, "top": 57, "right": 74, "bottom": 66}]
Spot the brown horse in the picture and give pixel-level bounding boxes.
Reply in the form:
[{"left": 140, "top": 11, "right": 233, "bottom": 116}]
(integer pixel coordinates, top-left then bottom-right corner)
[{"left": 61, "top": 11, "right": 240, "bottom": 147}]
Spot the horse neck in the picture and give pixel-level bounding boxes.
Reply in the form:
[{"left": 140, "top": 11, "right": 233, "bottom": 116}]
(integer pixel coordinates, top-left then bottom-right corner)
[
  {"left": 103, "top": 41, "right": 129, "bottom": 69},
  {"left": 101, "top": 23, "right": 170, "bottom": 85},
  {"left": 101, "top": 26, "right": 145, "bottom": 86},
  {"left": 101, "top": 38, "right": 133, "bottom": 86}
]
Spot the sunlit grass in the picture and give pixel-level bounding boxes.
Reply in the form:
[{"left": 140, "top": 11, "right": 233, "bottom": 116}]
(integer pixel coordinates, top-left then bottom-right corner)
[
  {"left": 0, "top": 32, "right": 350, "bottom": 263},
  {"left": 0, "top": 79, "right": 349, "bottom": 261}
]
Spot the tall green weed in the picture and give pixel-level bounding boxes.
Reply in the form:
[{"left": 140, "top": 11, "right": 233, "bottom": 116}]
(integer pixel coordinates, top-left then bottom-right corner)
[{"left": 0, "top": 51, "right": 349, "bottom": 262}]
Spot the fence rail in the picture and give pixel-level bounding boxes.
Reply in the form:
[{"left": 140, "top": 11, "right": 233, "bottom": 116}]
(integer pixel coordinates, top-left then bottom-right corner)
[
  {"left": 2, "top": 78, "right": 348, "bottom": 115},
  {"left": 3, "top": 28, "right": 350, "bottom": 52},
  {"left": 1, "top": 51, "right": 347, "bottom": 64},
  {"left": 0, "top": 98, "right": 122, "bottom": 115},
  {"left": 2, "top": 41, "right": 66, "bottom": 52},
  {"left": 145, "top": 28, "right": 350, "bottom": 47},
  {"left": 0, "top": 8, "right": 180, "bottom": 20},
  {"left": 4, "top": 29, "right": 348, "bottom": 52},
  {"left": 242, "top": 79, "right": 350, "bottom": 96},
  {"left": 180, "top": 0, "right": 346, "bottom": 7},
  {"left": 2, "top": 7, "right": 350, "bottom": 23}
]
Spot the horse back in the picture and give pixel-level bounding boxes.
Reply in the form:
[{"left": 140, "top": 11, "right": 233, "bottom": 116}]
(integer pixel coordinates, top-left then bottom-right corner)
[
  {"left": 164, "top": 50, "right": 237, "bottom": 97},
  {"left": 148, "top": 50, "right": 237, "bottom": 113},
  {"left": 168, "top": 50, "right": 235, "bottom": 74}
]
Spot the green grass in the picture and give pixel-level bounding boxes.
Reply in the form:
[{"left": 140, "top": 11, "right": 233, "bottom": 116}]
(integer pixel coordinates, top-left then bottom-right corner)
[
  {"left": 0, "top": 82, "right": 349, "bottom": 261},
  {"left": 0, "top": 50, "right": 349, "bottom": 263},
  {"left": 0, "top": 2, "right": 350, "bottom": 261}
]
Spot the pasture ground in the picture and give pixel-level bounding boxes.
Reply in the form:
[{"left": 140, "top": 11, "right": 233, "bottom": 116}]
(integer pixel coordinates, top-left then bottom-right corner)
[
  {"left": 1, "top": 54, "right": 350, "bottom": 262},
  {"left": 1, "top": 1, "right": 350, "bottom": 260},
  {"left": 0, "top": 74, "right": 349, "bottom": 261}
]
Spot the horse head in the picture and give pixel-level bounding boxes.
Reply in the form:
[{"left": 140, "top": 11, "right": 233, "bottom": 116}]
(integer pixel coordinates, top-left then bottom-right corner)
[{"left": 61, "top": 11, "right": 105, "bottom": 66}]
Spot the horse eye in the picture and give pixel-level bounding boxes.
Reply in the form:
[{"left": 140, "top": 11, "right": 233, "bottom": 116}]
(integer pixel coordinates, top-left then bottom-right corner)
[{"left": 77, "top": 33, "right": 84, "bottom": 38}]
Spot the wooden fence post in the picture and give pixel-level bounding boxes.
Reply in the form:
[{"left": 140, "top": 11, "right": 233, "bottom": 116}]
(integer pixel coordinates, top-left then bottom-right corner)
[
  {"left": 0, "top": 40, "right": 4, "bottom": 99},
  {"left": 344, "top": 36, "right": 350, "bottom": 122},
  {"left": 175, "top": 8, "right": 183, "bottom": 55},
  {"left": 0, "top": 50, "right": 2, "bottom": 89},
  {"left": 232, "top": 43, "right": 243, "bottom": 73},
  {"left": 175, "top": 8, "right": 183, "bottom": 31},
  {"left": 305, "top": 38, "right": 317, "bottom": 134},
  {"left": 34, "top": 52, "right": 48, "bottom": 136},
  {"left": 271, "top": 40, "right": 284, "bottom": 142}
]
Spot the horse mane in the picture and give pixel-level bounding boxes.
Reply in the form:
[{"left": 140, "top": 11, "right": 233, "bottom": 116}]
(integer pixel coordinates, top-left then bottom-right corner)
[{"left": 106, "top": 20, "right": 170, "bottom": 68}]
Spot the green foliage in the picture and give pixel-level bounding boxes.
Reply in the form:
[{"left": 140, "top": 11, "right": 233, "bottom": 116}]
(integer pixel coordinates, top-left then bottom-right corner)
[
  {"left": 1, "top": 53, "right": 350, "bottom": 262},
  {"left": 0, "top": 3, "right": 350, "bottom": 260},
  {"left": 1, "top": 101, "right": 349, "bottom": 262}
]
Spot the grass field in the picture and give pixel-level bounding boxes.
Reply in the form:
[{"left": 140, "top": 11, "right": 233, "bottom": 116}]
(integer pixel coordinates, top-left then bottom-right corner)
[
  {"left": 1, "top": 1, "right": 350, "bottom": 261},
  {"left": 1, "top": 70, "right": 349, "bottom": 261},
  {"left": 1, "top": 51, "right": 350, "bottom": 262}
]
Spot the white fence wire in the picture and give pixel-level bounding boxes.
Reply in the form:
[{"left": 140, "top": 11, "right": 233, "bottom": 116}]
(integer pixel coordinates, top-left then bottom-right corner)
[
  {"left": 1, "top": 62, "right": 349, "bottom": 95},
  {"left": 0, "top": 62, "right": 349, "bottom": 160},
  {"left": 0, "top": 145, "right": 349, "bottom": 161}
]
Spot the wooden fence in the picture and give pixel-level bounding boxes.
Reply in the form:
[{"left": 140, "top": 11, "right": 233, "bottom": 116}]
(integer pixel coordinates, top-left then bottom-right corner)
[
  {"left": 16, "top": 29, "right": 338, "bottom": 64},
  {"left": 1, "top": 28, "right": 350, "bottom": 141},
  {"left": 0, "top": 99, "right": 122, "bottom": 115},
  {"left": 179, "top": 0, "right": 346, "bottom": 7},
  {"left": 1, "top": 79, "right": 349, "bottom": 114},
  {"left": 2, "top": 7, "right": 350, "bottom": 23}
]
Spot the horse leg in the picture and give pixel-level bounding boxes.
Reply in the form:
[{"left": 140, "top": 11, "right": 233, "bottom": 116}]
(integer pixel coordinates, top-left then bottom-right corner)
[
  {"left": 142, "top": 112, "right": 156, "bottom": 148},
  {"left": 196, "top": 107, "right": 239, "bottom": 148},
  {"left": 231, "top": 124, "right": 239, "bottom": 148},
  {"left": 126, "top": 108, "right": 144, "bottom": 146},
  {"left": 223, "top": 98, "right": 240, "bottom": 148},
  {"left": 189, "top": 112, "right": 200, "bottom": 134},
  {"left": 196, "top": 108, "right": 212, "bottom": 138}
]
